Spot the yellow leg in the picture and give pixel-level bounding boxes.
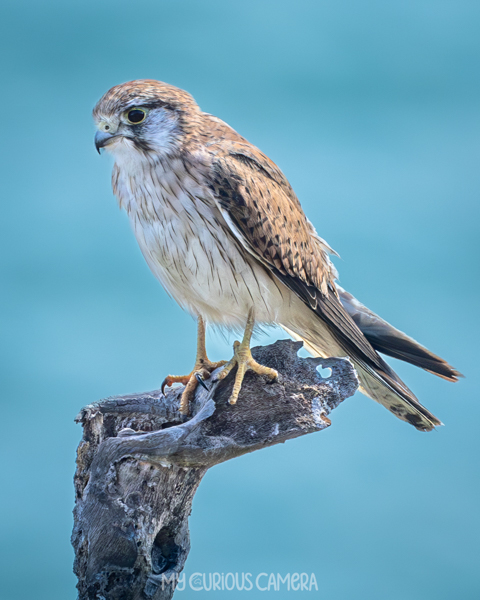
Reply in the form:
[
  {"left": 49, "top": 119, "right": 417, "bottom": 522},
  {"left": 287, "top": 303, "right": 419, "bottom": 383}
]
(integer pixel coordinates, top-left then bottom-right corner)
[
  {"left": 161, "top": 316, "right": 226, "bottom": 415},
  {"left": 217, "top": 308, "right": 278, "bottom": 405}
]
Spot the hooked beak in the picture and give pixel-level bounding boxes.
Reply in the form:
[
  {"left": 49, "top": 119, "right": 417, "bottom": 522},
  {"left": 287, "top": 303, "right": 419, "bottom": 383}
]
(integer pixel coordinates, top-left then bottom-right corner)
[{"left": 95, "top": 130, "right": 116, "bottom": 154}]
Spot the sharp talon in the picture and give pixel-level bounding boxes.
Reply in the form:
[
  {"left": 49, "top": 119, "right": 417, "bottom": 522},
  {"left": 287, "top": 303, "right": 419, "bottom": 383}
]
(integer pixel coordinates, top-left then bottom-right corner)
[
  {"left": 195, "top": 372, "right": 209, "bottom": 391},
  {"left": 161, "top": 377, "right": 169, "bottom": 395},
  {"left": 161, "top": 373, "right": 193, "bottom": 396},
  {"left": 269, "top": 371, "right": 279, "bottom": 383}
]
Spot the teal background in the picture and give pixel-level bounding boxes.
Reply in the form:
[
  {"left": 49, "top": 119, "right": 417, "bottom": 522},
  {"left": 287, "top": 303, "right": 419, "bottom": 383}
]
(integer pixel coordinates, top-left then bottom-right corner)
[{"left": 1, "top": 1, "right": 478, "bottom": 598}]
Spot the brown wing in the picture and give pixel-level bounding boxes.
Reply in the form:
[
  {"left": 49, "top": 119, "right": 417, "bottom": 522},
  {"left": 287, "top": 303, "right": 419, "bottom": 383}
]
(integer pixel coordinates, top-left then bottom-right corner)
[
  {"left": 209, "top": 142, "right": 334, "bottom": 293},
  {"left": 206, "top": 140, "right": 443, "bottom": 430},
  {"left": 207, "top": 141, "right": 385, "bottom": 366}
]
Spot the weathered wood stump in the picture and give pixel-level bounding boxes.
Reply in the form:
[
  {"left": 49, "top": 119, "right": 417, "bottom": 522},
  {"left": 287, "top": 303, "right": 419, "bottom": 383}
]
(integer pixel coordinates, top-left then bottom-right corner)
[{"left": 72, "top": 339, "right": 358, "bottom": 600}]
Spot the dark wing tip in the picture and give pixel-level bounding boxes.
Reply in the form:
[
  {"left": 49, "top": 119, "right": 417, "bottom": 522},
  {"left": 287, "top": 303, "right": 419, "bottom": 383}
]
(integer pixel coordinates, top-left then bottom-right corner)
[
  {"left": 358, "top": 332, "right": 463, "bottom": 383},
  {"left": 425, "top": 366, "right": 464, "bottom": 382}
]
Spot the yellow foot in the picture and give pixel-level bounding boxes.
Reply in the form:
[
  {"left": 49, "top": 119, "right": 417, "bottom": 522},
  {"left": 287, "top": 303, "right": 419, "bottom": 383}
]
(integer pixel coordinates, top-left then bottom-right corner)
[
  {"left": 217, "top": 340, "right": 278, "bottom": 405},
  {"left": 162, "top": 357, "right": 226, "bottom": 416},
  {"left": 161, "top": 315, "right": 226, "bottom": 416}
]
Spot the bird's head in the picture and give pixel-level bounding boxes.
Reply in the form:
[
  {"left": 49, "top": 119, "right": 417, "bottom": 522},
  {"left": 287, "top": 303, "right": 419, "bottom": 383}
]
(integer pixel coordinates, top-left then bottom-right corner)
[{"left": 93, "top": 79, "right": 200, "bottom": 160}]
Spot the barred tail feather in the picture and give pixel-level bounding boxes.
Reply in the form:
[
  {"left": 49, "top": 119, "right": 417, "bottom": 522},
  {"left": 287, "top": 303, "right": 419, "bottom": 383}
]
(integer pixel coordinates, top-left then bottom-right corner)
[{"left": 354, "top": 363, "right": 442, "bottom": 431}]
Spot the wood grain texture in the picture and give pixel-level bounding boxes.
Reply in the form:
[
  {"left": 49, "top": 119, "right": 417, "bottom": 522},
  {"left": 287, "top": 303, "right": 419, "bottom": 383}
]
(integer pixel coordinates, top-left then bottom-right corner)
[{"left": 72, "top": 339, "right": 358, "bottom": 600}]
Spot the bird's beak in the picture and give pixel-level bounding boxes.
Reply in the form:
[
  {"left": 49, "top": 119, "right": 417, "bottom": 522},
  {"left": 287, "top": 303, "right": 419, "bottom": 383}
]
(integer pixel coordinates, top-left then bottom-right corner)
[{"left": 95, "top": 130, "right": 116, "bottom": 154}]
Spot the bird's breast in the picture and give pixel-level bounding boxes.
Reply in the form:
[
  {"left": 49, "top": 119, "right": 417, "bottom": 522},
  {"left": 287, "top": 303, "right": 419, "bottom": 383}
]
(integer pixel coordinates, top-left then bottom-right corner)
[{"left": 113, "top": 159, "right": 286, "bottom": 327}]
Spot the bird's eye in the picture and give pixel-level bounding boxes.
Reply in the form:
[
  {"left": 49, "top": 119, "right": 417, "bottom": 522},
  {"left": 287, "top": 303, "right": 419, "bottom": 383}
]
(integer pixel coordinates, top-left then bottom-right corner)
[{"left": 126, "top": 108, "right": 146, "bottom": 124}]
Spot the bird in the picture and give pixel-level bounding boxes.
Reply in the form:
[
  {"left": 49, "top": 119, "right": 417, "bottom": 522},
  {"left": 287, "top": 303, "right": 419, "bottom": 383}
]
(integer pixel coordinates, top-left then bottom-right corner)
[{"left": 93, "top": 79, "right": 461, "bottom": 431}]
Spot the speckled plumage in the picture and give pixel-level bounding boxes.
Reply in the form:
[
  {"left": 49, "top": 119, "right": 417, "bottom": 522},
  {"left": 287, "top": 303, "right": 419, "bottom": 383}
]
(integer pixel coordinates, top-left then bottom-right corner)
[{"left": 93, "top": 79, "right": 460, "bottom": 430}]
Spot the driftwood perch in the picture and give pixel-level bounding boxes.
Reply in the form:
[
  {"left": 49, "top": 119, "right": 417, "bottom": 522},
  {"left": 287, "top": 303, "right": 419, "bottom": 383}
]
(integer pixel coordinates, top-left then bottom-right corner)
[{"left": 72, "top": 339, "right": 358, "bottom": 600}]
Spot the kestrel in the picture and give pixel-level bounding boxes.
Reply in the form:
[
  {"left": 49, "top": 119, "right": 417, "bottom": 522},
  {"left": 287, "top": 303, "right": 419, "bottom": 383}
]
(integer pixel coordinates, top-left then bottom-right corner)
[{"left": 93, "top": 80, "right": 460, "bottom": 431}]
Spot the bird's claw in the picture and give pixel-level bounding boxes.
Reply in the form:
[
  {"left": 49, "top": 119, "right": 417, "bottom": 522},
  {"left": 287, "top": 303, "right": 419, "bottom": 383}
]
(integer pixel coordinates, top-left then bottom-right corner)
[
  {"left": 161, "top": 374, "right": 191, "bottom": 396},
  {"left": 195, "top": 372, "right": 209, "bottom": 391},
  {"left": 217, "top": 341, "right": 278, "bottom": 405},
  {"left": 162, "top": 360, "right": 226, "bottom": 415}
]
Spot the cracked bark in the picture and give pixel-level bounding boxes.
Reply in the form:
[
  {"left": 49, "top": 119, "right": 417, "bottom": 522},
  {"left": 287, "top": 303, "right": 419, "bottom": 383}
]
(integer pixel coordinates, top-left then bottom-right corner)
[{"left": 72, "top": 339, "right": 358, "bottom": 600}]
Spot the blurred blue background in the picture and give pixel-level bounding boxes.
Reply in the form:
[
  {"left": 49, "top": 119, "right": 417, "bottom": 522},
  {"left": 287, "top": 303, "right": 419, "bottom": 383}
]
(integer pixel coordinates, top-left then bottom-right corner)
[{"left": 0, "top": 0, "right": 478, "bottom": 598}]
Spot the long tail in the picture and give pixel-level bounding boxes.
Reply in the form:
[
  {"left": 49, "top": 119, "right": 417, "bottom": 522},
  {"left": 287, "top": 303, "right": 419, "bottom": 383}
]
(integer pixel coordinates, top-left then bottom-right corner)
[{"left": 282, "top": 290, "right": 461, "bottom": 432}]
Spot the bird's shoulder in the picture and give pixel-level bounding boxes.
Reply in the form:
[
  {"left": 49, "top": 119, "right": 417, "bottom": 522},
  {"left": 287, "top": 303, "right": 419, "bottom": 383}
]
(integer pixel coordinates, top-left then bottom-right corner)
[{"left": 190, "top": 112, "right": 296, "bottom": 196}]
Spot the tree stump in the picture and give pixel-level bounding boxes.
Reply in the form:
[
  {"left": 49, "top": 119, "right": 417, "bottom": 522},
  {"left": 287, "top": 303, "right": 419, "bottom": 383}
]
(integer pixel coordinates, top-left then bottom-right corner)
[{"left": 72, "top": 339, "right": 358, "bottom": 599}]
